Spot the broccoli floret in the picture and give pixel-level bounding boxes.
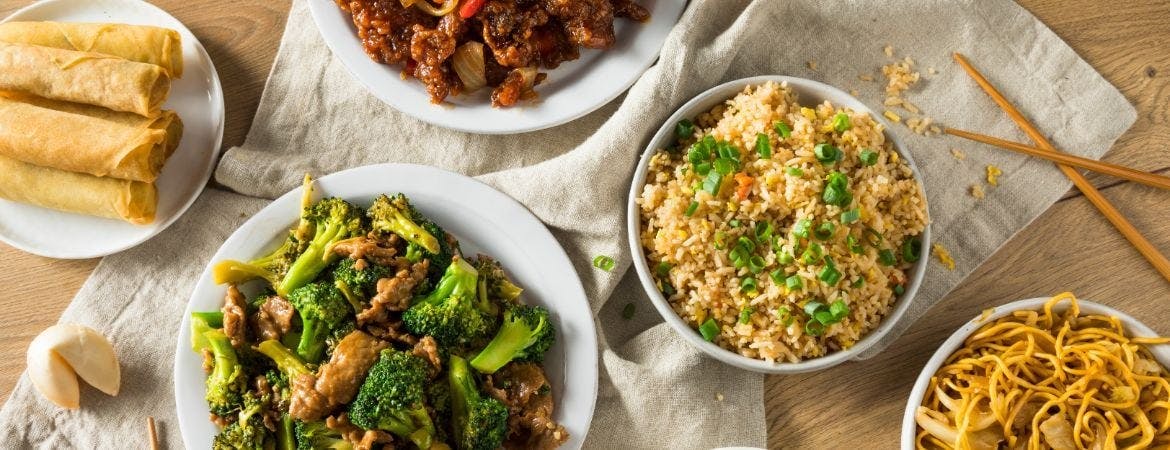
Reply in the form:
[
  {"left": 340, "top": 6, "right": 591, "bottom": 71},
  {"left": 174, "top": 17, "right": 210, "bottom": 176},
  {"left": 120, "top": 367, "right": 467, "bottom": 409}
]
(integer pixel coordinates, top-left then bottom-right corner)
[
  {"left": 294, "top": 420, "right": 353, "bottom": 450},
  {"left": 211, "top": 232, "right": 302, "bottom": 288},
  {"left": 349, "top": 349, "right": 437, "bottom": 450},
  {"left": 191, "top": 311, "right": 224, "bottom": 353},
  {"left": 449, "top": 355, "right": 507, "bottom": 450},
  {"left": 473, "top": 256, "right": 523, "bottom": 317},
  {"left": 332, "top": 257, "right": 392, "bottom": 301},
  {"left": 470, "top": 304, "right": 555, "bottom": 374},
  {"left": 427, "top": 377, "right": 454, "bottom": 444},
  {"left": 368, "top": 194, "right": 459, "bottom": 288},
  {"left": 287, "top": 282, "right": 355, "bottom": 364},
  {"left": 402, "top": 257, "right": 493, "bottom": 347},
  {"left": 204, "top": 329, "right": 248, "bottom": 417},
  {"left": 213, "top": 392, "right": 271, "bottom": 450},
  {"left": 278, "top": 198, "right": 366, "bottom": 296},
  {"left": 255, "top": 339, "right": 312, "bottom": 381}
]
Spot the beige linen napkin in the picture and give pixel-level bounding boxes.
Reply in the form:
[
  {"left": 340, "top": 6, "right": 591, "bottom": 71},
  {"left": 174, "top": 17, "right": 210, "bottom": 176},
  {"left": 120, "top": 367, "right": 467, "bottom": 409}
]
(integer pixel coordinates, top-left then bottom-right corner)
[{"left": 1, "top": 0, "right": 1134, "bottom": 448}]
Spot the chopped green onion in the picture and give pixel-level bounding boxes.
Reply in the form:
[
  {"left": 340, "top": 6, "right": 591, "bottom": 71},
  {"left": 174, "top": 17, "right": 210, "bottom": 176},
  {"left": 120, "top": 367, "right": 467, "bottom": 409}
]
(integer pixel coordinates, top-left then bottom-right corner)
[
  {"left": 685, "top": 201, "right": 699, "bottom": 216},
  {"left": 786, "top": 166, "right": 804, "bottom": 177},
  {"left": 661, "top": 280, "right": 675, "bottom": 296},
  {"left": 699, "top": 318, "right": 719, "bottom": 342},
  {"left": 702, "top": 170, "right": 723, "bottom": 194},
  {"left": 729, "top": 219, "right": 741, "bottom": 228},
  {"left": 713, "top": 158, "right": 734, "bottom": 175},
  {"left": 826, "top": 171, "right": 848, "bottom": 188},
  {"left": 863, "top": 227, "right": 883, "bottom": 247},
  {"left": 755, "top": 222, "right": 774, "bottom": 243},
  {"left": 740, "top": 277, "right": 758, "bottom": 295},
  {"left": 622, "top": 302, "right": 636, "bottom": 320},
  {"left": 694, "top": 162, "right": 712, "bottom": 176},
  {"left": 818, "top": 261, "right": 842, "bottom": 285},
  {"left": 814, "top": 143, "right": 842, "bottom": 163},
  {"left": 778, "top": 307, "right": 794, "bottom": 326},
  {"left": 859, "top": 149, "right": 878, "bottom": 166},
  {"left": 675, "top": 119, "right": 694, "bottom": 140},
  {"left": 755, "top": 133, "right": 771, "bottom": 158},
  {"left": 814, "top": 222, "right": 836, "bottom": 240},
  {"left": 878, "top": 249, "right": 897, "bottom": 266},
  {"left": 774, "top": 121, "right": 792, "bottom": 139},
  {"left": 792, "top": 218, "right": 812, "bottom": 238},
  {"left": 688, "top": 143, "right": 709, "bottom": 165},
  {"left": 714, "top": 231, "right": 728, "bottom": 250},
  {"left": 747, "top": 255, "right": 766, "bottom": 274},
  {"left": 804, "top": 320, "right": 825, "bottom": 336},
  {"left": 832, "top": 112, "right": 851, "bottom": 132},
  {"left": 592, "top": 255, "right": 615, "bottom": 272},
  {"left": 894, "top": 284, "right": 905, "bottom": 295},
  {"left": 801, "top": 242, "right": 824, "bottom": 265},
  {"left": 829, "top": 300, "right": 849, "bottom": 319},
  {"left": 656, "top": 261, "right": 672, "bottom": 277},
  {"left": 777, "top": 248, "right": 795, "bottom": 265},
  {"left": 769, "top": 268, "right": 786, "bottom": 285},
  {"left": 822, "top": 185, "right": 846, "bottom": 206},
  {"left": 738, "top": 306, "right": 754, "bottom": 324},
  {"left": 786, "top": 275, "right": 803, "bottom": 291},
  {"left": 716, "top": 142, "right": 739, "bottom": 163},
  {"left": 851, "top": 277, "right": 865, "bottom": 288},
  {"left": 803, "top": 301, "right": 825, "bottom": 316},
  {"left": 901, "top": 236, "right": 922, "bottom": 263},
  {"left": 737, "top": 236, "right": 756, "bottom": 253},
  {"left": 814, "top": 310, "right": 835, "bottom": 325},
  {"left": 729, "top": 247, "right": 748, "bottom": 268},
  {"left": 840, "top": 208, "right": 861, "bottom": 224},
  {"left": 847, "top": 235, "right": 863, "bottom": 254}
]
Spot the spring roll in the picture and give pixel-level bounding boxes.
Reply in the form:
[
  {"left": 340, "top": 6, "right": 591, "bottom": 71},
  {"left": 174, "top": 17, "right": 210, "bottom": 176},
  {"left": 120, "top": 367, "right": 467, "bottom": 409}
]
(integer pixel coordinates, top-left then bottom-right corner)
[
  {"left": 0, "top": 42, "right": 170, "bottom": 117},
  {"left": 0, "top": 22, "right": 182, "bottom": 78},
  {"left": 0, "top": 94, "right": 182, "bottom": 182},
  {"left": 0, "top": 155, "right": 157, "bottom": 225}
]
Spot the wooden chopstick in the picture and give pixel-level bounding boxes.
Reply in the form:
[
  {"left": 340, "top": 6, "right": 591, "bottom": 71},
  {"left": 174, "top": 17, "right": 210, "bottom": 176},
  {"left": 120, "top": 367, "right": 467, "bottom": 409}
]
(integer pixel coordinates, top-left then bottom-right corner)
[
  {"left": 147, "top": 416, "right": 159, "bottom": 450},
  {"left": 945, "top": 127, "right": 1170, "bottom": 191},
  {"left": 952, "top": 52, "right": 1170, "bottom": 283}
]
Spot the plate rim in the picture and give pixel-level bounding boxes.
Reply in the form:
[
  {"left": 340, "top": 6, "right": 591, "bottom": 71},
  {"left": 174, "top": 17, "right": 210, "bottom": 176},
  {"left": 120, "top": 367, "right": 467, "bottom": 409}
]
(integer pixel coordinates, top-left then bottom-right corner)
[
  {"left": 305, "top": 0, "right": 685, "bottom": 135},
  {"left": 172, "top": 163, "right": 599, "bottom": 449},
  {"left": 0, "top": 0, "right": 225, "bottom": 259}
]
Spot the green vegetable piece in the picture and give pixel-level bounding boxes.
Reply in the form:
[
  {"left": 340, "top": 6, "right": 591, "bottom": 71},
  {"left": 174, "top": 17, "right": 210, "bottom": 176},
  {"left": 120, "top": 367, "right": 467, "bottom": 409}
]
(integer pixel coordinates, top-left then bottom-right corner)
[{"left": 699, "top": 318, "right": 719, "bottom": 342}]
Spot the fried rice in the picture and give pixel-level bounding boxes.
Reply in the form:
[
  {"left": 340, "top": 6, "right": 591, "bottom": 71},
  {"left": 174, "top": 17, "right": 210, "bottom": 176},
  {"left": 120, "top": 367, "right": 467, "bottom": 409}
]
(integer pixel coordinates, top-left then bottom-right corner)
[{"left": 637, "top": 81, "right": 928, "bottom": 362}]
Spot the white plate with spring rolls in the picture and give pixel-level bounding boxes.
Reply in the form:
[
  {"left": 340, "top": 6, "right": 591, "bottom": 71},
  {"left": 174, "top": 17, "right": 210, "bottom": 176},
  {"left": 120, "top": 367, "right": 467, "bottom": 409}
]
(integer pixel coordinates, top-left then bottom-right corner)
[{"left": 0, "top": 0, "right": 223, "bottom": 259}]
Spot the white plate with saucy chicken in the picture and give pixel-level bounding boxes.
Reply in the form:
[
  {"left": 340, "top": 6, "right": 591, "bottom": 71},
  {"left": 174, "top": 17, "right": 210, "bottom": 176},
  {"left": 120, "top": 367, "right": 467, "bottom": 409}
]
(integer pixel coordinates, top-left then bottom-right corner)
[
  {"left": 308, "top": 0, "right": 685, "bottom": 134},
  {"left": 173, "top": 164, "right": 598, "bottom": 449}
]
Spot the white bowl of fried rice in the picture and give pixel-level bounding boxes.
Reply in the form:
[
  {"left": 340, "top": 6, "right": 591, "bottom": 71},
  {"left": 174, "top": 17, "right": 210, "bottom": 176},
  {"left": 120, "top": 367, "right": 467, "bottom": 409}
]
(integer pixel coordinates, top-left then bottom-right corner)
[{"left": 628, "top": 76, "right": 931, "bottom": 373}]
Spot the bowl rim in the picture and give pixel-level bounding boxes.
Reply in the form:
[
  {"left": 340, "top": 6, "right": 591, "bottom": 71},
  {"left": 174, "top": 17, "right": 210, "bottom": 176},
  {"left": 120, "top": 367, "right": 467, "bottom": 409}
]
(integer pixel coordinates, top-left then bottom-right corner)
[
  {"left": 898, "top": 296, "right": 1170, "bottom": 448},
  {"left": 626, "top": 75, "right": 932, "bottom": 374}
]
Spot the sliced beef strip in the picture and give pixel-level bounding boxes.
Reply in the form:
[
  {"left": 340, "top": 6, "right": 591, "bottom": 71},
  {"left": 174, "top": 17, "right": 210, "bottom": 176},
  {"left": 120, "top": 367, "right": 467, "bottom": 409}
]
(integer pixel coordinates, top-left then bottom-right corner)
[
  {"left": 486, "top": 363, "right": 569, "bottom": 450},
  {"left": 411, "top": 335, "right": 442, "bottom": 377},
  {"left": 542, "top": 0, "right": 615, "bottom": 49},
  {"left": 357, "top": 260, "right": 430, "bottom": 326},
  {"left": 289, "top": 372, "right": 330, "bottom": 421},
  {"left": 251, "top": 295, "right": 295, "bottom": 342},
  {"left": 221, "top": 285, "right": 248, "bottom": 347},
  {"left": 365, "top": 319, "right": 419, "bottom": 346},
  {"left": 327, "top": 413, "right": 397, "bottom": 450},
  {"left": 330, "top": 233, "right": 400, "bottom": 266},
  {"left": 315, "top": 330, "right": 390, "bottom": 407}
]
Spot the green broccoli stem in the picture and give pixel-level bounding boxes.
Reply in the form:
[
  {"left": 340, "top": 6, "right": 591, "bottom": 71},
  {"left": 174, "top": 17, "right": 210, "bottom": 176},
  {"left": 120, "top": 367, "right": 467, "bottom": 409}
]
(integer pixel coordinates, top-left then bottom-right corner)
[
  {"left": 416, "top": 257, "right": 477, "bottom": 307},
  {"left": 212, "top": 259, "right": 280, "bottom": 286},
  {"left": 450, "top": 355, "right": 475, "bottom": 418},
  {"left": 296, "top": 318, "right": 329, "bottom": 364},
  {"left": 469, "top": 318, "right": 531, "bottom": 374},
  {"left": 205, "top": 330, "right": 240, "bottom": 384},
  {"left": 276, "top": 414, "right": 295, "bottom": 450},
  {"left": 278, "top": 221, "right": 348, "bottom": 296},
  {"left": 193, "top": 311, "right": 224, "bottom": 328},
  {"left": 378, "top": 408, "right": 434, "bottom": 449},
  {"left": 191, "top": 312, "right": 225, "bottom": 353},
  {"left": 256, "top": 340, "right": 311, "bottom": 379}
]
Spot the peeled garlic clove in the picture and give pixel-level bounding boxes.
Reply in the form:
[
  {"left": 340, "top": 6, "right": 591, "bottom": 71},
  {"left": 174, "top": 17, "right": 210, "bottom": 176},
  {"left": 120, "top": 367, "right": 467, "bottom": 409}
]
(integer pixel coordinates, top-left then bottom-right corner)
[{"left": 26, "top": 324, "right": 120, "bottom": 408}]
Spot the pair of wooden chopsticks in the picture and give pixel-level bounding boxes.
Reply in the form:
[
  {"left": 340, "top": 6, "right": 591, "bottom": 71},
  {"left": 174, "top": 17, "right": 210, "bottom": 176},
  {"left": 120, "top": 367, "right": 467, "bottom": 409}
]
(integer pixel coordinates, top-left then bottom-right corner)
[{"left": 949, "top": 53, "right": 1170, "bottom": 283}]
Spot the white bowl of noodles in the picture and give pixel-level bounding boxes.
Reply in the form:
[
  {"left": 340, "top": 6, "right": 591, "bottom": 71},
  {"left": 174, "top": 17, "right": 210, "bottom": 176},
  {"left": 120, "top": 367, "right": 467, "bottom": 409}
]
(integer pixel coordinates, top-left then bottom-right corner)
[{"left": 901, "top": 293, "right": 1170, "bottom": 449}]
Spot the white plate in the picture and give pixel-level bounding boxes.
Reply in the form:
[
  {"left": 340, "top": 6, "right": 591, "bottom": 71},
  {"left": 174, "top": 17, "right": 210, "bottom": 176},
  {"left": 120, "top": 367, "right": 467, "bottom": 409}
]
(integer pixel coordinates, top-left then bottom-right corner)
[
  {"left": 307, "top": 0, "right": 685, "bottom": 134},
  {"left": 173, "top": 164, "right": 599, "bottom": 449},
  {"left": 899, "top": 297, "right": 1170, "bottom": 448},
  {"left": 0, "top": 0, "right": 224, "bottom": 259}
]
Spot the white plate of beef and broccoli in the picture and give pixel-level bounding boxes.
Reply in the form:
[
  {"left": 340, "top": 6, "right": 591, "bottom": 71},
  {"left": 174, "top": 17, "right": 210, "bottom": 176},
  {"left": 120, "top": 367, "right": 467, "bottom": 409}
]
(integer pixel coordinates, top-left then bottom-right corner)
[{"left": 173, "top": 164, "right": 598, "bottom": 449}]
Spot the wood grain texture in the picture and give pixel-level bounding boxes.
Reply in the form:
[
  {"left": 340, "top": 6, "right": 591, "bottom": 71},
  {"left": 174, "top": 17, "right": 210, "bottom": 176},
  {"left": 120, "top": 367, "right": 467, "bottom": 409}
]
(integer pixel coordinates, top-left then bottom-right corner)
[{"left": 0, "top": 1, "right": 1167, "bottom": 449}]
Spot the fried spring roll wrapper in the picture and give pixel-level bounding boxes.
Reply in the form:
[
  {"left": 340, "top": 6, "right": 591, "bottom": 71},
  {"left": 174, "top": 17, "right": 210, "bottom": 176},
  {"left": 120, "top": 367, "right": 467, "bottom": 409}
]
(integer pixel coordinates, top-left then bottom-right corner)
[
  {"left": 0, "top": 155, "right": 157, "bottom": 224},
  {"left": 0, "top": 94, "right": 182, "bottom": 182},
  {"left": 0, "top": 42, "right": 170, "bottom": 117},
  {"left": 0, "top": 21, "right": 183, "bottom": 78}
]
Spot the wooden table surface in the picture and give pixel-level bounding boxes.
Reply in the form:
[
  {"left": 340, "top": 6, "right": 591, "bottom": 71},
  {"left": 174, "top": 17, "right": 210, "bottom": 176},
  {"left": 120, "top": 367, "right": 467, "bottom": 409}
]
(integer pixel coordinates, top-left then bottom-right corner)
[{"left": 1, "top": 1, "right": 1168, "bottom": 448}]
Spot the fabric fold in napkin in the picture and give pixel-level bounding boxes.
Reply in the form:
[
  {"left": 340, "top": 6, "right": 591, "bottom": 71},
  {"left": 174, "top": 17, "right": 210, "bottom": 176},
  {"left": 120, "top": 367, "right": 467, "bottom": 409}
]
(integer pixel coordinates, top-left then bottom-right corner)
[{"left": 2, "top": 0, "right": 1135, "bottom": 448}]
